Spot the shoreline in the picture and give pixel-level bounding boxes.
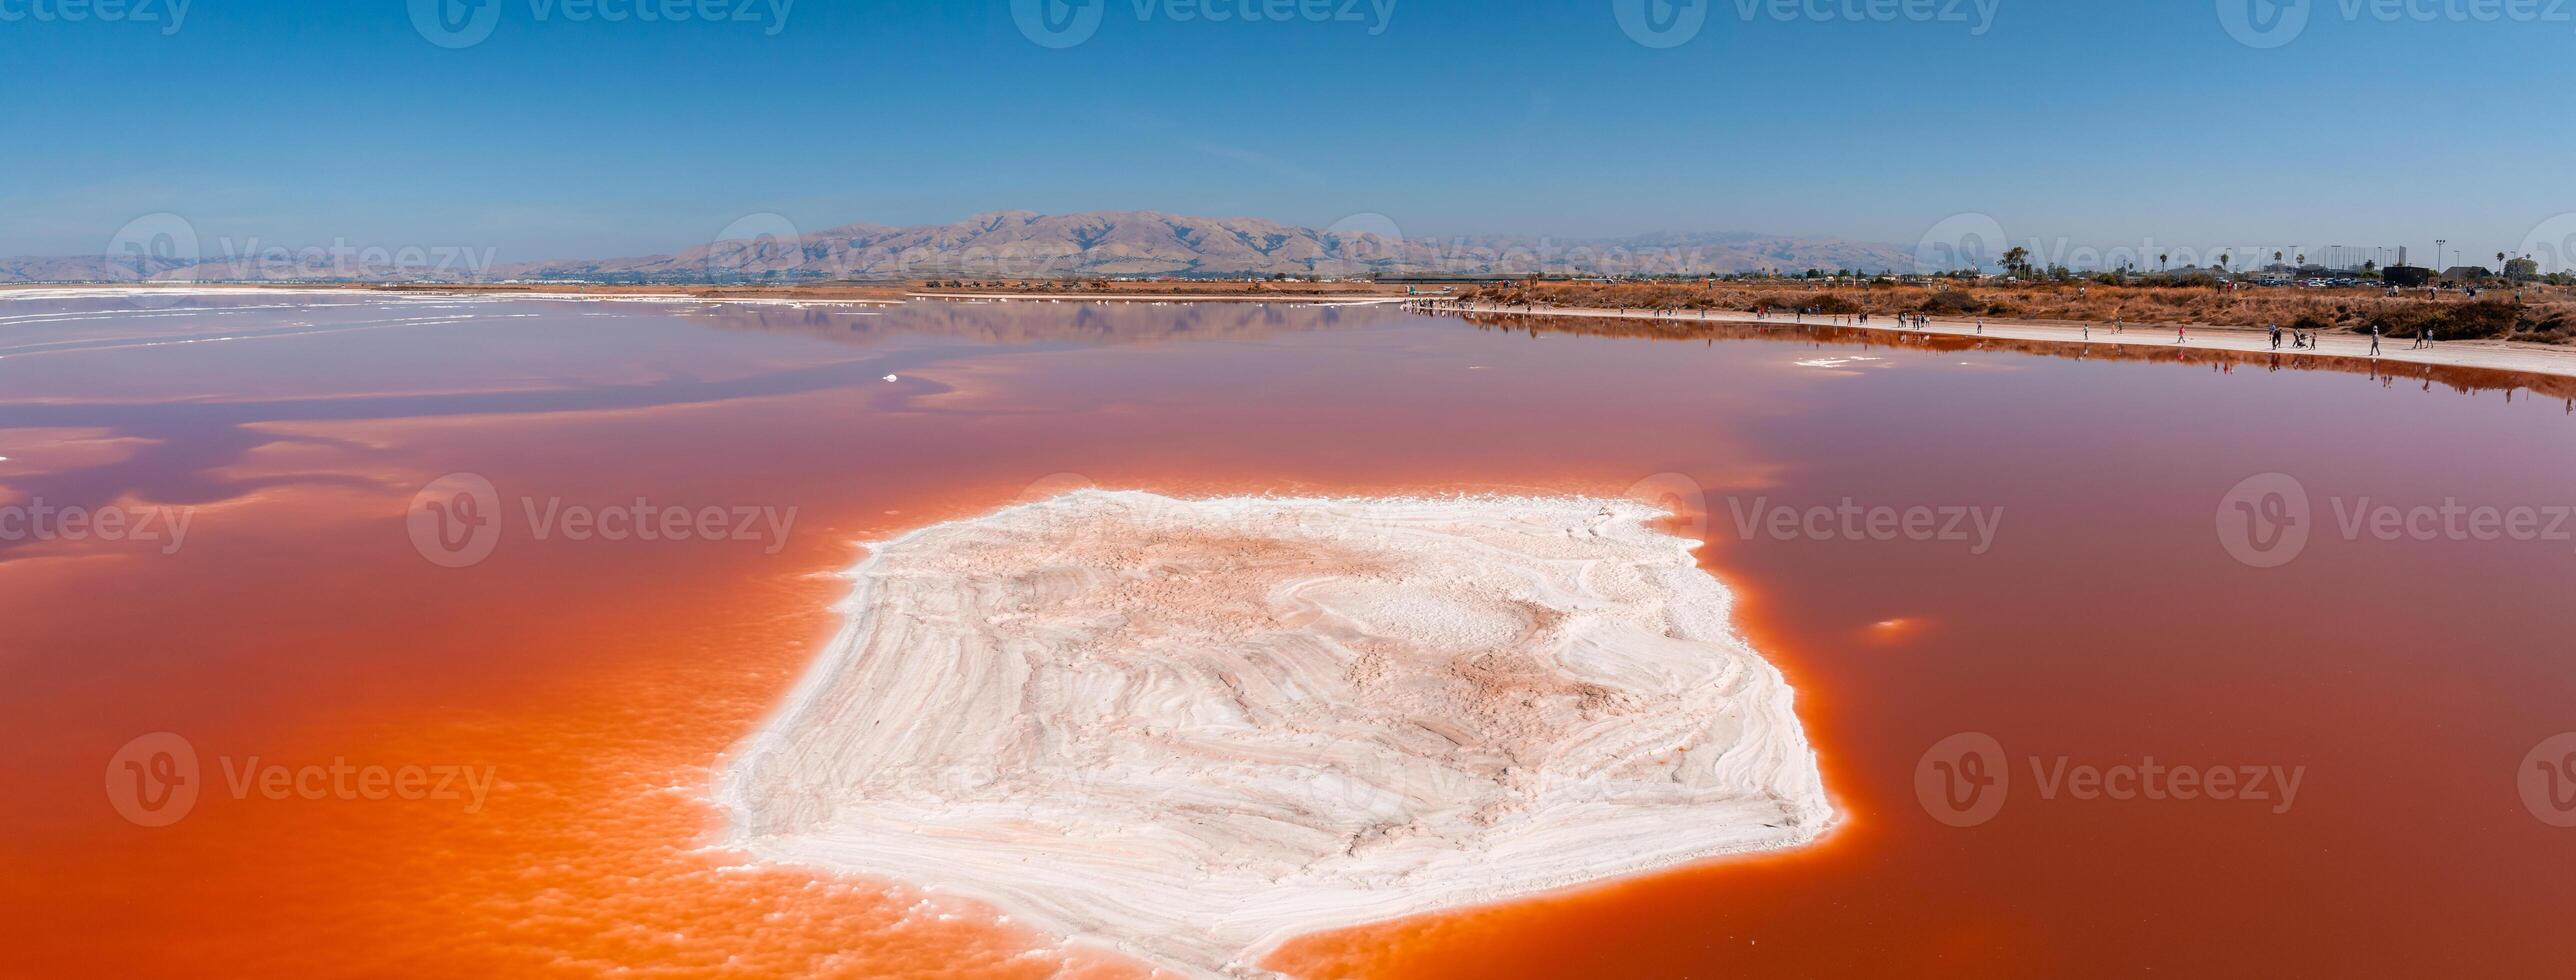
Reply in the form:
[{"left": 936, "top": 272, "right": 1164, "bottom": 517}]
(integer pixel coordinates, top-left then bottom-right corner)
[
  {"left": 0, "top": 281, "right": 1415, "bottom": 304},
  {"left": 907, "top": 290, "right": 1408, "bottom": 304},
  {"left": 0, "top": 282, "right": 910, "bottom": 305},
  {"left": 1414, "top": 299, "right": 2576, "bottom": 381},
  {"left": 17, "top": 281, "right": 2574, "bottom": 382}
]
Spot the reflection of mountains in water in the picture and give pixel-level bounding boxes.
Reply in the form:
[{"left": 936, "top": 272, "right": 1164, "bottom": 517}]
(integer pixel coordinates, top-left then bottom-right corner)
[
  {"left": 1454, "top": 311, "right": 2576, "bottom": 409},
  {"left": 681, "top": 299, "right": 1402, "bottom": 347}
]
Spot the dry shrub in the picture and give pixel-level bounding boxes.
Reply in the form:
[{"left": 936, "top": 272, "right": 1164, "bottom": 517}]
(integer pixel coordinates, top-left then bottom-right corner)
[{"left": 1453, "top": 280, "right": 2576, "bottom": 345}]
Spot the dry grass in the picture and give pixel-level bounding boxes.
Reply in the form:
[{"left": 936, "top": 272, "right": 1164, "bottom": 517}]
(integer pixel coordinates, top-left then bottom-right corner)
[{"left": 1461, "top": 281, "right": 2576, "bottom": 344}]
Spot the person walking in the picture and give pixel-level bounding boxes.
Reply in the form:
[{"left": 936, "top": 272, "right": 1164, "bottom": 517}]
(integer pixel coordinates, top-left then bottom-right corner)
[
  {"left": 2370, "top": 323, "right": 2383, "bottom": 357},
  {"left": 2176, "top": 323, "right": 2187, "bottom": 345},
  {"left": 2269, "top": 322, "right": 2282, "bottom": 350}
]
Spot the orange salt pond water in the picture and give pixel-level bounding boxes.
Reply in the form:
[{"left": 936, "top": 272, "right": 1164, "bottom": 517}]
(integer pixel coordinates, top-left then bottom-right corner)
[{"left": 5, "top": 292, "right": 2574, "bottom": 977}]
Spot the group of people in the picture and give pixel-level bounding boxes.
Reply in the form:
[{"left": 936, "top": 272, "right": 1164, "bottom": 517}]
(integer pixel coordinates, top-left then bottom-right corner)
[
  {"left": 2266, "top": 322, "right": 2322, "bottom": 351},
  {"left": 2272, "top": 320, "right": 2444, "bottom": 357},
  {"left": 2262, "top": 320, "right": 2436, "bottom": 358}
]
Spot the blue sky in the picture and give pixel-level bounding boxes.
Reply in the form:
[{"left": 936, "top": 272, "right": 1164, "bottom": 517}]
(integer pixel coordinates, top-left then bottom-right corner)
[{"left": 3, "top": 0, "right": 2571, "bottom": 265}]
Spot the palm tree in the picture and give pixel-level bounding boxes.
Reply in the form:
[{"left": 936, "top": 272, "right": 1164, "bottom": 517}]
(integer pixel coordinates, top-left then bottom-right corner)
[
  {"left": 2217, "top": 252, "right": 2230, "bottom": 271},
  {"left": 2159, "top": 252, "right": 2169, "bottom": 272}
]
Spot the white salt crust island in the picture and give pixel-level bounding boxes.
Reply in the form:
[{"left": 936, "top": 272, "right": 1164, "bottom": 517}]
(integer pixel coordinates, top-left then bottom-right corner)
[{"left": 719, "top": 491, "right": 1833, "bottom": 976}]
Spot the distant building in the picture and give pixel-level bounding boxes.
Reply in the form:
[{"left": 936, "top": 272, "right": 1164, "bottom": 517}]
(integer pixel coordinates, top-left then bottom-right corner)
[
  {"left": 2381, "top": 265, "right": 2435, "bottom": 287},
  {"left": 2441, "top": 266, "right": 2496, "bottom": 282}
]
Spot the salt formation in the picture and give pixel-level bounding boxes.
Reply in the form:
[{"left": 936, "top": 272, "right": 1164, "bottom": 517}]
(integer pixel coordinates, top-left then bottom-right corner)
[{"left": 720, "top": 491, "right": 1830, "bottom": 975}]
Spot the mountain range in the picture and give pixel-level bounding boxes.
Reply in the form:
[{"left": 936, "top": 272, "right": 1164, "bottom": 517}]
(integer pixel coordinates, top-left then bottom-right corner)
[{"left": 0, "top": 211, "right": 1915, "bottom": 283}]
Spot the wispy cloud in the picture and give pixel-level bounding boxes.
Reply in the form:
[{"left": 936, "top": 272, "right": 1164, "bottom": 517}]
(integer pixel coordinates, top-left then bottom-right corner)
[{"left": 1185, "top": 142, "right": 1324, "bottom": 183}]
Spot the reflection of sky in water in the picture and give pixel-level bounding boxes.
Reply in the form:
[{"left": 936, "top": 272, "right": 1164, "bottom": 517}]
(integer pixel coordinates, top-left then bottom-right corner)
[
  {"left": 5, "top": 293, "right": 2572, "bottom": 555},
  {"left": 0, "top": 295, "right": 1407, "bottom": 555}
]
